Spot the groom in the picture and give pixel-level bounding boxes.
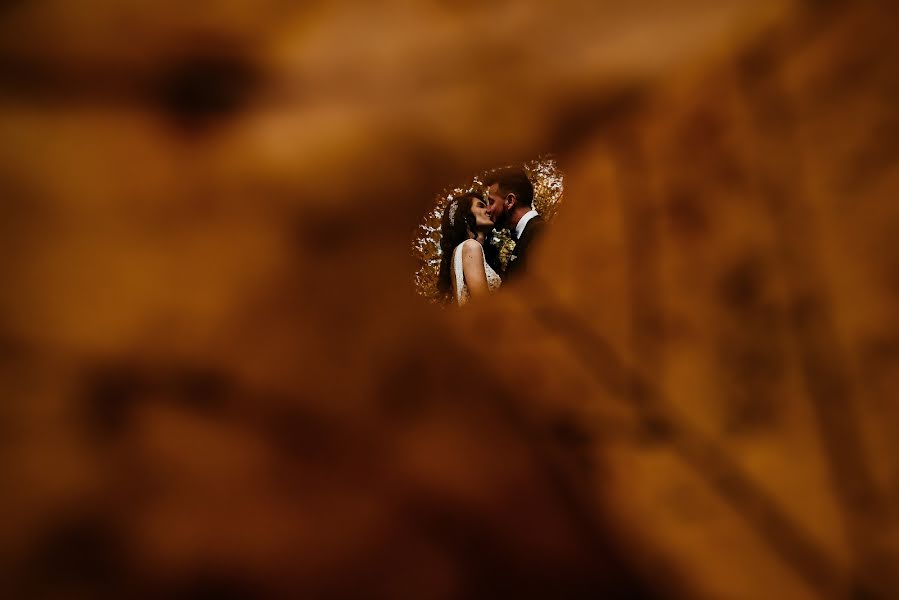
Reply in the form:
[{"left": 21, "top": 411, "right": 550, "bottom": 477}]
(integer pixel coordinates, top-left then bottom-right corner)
[{"left": 485, "top": 167, "right": 545, "bottom": 283}]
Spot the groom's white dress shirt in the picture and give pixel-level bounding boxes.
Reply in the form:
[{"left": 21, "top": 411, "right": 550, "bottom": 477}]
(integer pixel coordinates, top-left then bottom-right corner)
[{"left": 514, "top": 209, "right": 539, "bottom": 239}]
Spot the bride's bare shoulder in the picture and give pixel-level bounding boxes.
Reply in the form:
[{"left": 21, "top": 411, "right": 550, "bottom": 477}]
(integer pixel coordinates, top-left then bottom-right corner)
[{"left": 459, "top": 239, "right": 484, "bottom": 255}]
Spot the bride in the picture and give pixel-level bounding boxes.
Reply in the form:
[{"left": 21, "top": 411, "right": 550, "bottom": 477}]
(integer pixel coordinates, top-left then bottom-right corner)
[{"left": 437, "top": 191, "right": 502, "bottom": 306}]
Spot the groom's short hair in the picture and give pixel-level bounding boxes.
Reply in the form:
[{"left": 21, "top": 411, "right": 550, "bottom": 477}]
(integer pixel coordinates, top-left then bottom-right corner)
[{"left": 485, "top": 167, "right": 534, "bottom": 208}]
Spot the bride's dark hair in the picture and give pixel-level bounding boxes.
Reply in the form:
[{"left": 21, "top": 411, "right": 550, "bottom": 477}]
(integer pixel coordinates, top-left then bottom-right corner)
[{"left": 437, "top": 191, "right": 483, "bottom": 301}]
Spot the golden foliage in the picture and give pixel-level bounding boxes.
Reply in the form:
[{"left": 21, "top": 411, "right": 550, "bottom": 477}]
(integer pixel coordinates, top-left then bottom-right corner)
[{"left": 1, "top": 0, "right": 898, "bottom": 598}]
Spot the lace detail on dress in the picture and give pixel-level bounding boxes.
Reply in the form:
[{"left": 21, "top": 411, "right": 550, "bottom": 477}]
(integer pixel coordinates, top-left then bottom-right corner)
[{"left": 452, "top": 241, "right": 502, "bottom": 306}]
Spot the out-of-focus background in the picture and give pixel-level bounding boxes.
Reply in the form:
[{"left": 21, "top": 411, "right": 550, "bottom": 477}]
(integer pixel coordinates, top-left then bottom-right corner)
[{"left": 1, "top": 0, "right": 897, "bottom": 597}]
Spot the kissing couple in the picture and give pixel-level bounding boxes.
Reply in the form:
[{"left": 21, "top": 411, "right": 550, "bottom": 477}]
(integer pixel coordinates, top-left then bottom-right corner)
[{"left": 437, "top": 167, "right": 546, "bottom": 306}]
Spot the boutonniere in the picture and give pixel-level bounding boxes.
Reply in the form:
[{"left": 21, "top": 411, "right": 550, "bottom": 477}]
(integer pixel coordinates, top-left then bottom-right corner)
[{"left": 490, "top": 229, "right": 516, "bottom": 272}]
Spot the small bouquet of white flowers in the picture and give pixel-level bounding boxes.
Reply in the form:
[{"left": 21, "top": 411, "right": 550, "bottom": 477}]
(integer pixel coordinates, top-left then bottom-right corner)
[{"left": 490, "top": 229, "right": 517, "bottom": 272}]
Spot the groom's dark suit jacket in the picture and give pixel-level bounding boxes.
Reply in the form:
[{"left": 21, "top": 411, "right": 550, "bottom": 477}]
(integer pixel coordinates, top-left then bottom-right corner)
[{"left": 504, "top": 215, "right": 545, "bottom": 283}]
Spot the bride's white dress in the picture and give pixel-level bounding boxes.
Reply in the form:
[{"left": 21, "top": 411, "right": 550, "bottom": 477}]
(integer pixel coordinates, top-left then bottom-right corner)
[{"left": 452, "top": 240, "right": 502, "bottom": 306}]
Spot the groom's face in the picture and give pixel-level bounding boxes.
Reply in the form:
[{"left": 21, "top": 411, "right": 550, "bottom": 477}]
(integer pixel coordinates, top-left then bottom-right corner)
[{"left": 486, "top": 184, "right": 511, "bottom": 230}]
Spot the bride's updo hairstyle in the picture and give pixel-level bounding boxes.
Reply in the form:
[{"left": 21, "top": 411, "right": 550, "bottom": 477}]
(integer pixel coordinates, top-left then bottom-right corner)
[{"left": 437, "top": 191, "right": 483, "bottom": 301}]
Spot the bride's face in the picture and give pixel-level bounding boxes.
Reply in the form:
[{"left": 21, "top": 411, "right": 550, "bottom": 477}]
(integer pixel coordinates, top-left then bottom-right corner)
[{"left": 471, "top": 197, "right": 494, "bottom": 230}]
